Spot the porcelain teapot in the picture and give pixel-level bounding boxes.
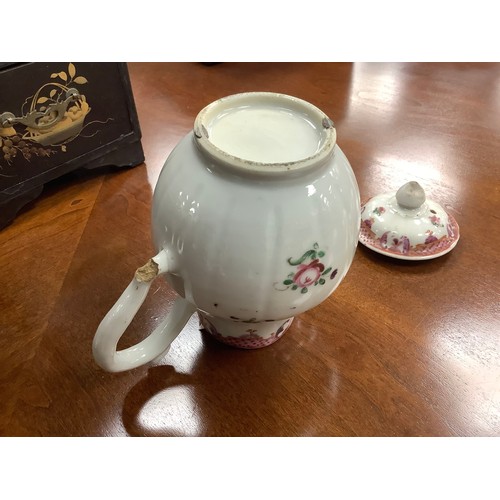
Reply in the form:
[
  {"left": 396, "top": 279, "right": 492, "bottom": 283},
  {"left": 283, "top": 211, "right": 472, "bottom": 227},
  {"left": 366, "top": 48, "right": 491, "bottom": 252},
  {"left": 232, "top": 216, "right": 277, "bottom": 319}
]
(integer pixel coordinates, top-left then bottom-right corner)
[{"left": 93, "top": 92, "right": 360, "bottom": 372}]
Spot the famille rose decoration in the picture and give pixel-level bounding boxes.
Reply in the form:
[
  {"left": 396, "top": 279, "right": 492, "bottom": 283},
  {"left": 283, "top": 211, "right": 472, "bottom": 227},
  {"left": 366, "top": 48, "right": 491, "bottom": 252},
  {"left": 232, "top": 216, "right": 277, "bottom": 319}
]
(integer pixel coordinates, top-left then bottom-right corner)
[
  {"left": 359, "top": 181, "right": 460, "bottom": 260},
  {"left": 278, "top": 242, "right": 338, "bottom": 294},
  {"left": 93, "top": 92, "right": 360, "bottom": 372}
]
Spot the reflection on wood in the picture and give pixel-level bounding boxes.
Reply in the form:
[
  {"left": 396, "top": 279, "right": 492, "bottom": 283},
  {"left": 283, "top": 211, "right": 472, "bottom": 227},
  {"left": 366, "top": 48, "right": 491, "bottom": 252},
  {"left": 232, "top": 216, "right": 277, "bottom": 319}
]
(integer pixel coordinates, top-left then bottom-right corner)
[{"left": 0, "top": 62, "right": 499, "bottom": 436}]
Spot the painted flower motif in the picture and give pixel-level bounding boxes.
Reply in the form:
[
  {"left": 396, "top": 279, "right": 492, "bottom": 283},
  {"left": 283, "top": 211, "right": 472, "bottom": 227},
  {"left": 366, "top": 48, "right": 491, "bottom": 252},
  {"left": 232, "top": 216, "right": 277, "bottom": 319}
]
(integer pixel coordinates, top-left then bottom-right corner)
[
  {"left": 429, "top": 215, "right": 443, "bottom": 227},
  {"left": 379, "top": 231, "right": 389, "bottom": 247},
  {"left": 373, "top": 206, "right": 386, "bottom": 216},
  {"left": 425, "top": 230, "right": 438, "bottom": 244},
  {"left": 379, "top": 232, "right": 410, "bottom": 254},
  {"left": 391, "top": 236, "right": 411, "bottom": 254},
  {"left": 281, "top": 243, "right": 338, "bottom": 294},
  {"left": 363, "top": 218, "right": 374, "bottom": 229},
  {"left": 293, "top": 259, "right": 324, "bottom": 288}
]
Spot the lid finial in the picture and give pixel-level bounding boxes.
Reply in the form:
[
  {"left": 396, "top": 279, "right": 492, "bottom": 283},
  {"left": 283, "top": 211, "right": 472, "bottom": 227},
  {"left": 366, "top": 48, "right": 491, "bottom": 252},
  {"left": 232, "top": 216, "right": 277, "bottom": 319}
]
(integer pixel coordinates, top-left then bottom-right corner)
[{"left": 396, "top": 181, "right": 426, "bottom": 209}]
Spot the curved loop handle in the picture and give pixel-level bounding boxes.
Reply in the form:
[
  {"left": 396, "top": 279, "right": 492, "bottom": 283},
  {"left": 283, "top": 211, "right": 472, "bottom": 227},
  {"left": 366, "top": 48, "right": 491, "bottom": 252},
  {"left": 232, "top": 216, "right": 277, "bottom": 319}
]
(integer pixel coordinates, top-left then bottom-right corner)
[{"left": 92, "top": 250, "right": 196, "bottom": 373}]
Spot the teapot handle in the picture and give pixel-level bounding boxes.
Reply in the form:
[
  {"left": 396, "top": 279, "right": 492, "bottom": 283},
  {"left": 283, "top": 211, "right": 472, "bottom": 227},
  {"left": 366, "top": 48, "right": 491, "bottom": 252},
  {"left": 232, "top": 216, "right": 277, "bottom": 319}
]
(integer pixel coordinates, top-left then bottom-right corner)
[{"left": 92, "top": 249, "right": 196, "bottom": 372}]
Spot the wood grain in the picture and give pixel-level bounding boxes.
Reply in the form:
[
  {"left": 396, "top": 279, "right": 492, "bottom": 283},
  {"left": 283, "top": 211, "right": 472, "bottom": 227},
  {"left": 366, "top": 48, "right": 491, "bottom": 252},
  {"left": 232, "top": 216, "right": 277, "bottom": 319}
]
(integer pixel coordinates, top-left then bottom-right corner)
[{"left": 1, "top": 62, "right": 499, "bottom": 436}]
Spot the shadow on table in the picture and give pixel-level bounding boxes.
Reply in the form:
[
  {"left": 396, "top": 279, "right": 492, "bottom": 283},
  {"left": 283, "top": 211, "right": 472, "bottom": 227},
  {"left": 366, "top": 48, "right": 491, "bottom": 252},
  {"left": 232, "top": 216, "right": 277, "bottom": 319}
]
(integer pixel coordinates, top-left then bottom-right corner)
[
  {"left": 121, "top": 320, "right": 340, "bottom": 437},
  {"left": 121, "top": 364, "right": 195, "bottom": 437}
]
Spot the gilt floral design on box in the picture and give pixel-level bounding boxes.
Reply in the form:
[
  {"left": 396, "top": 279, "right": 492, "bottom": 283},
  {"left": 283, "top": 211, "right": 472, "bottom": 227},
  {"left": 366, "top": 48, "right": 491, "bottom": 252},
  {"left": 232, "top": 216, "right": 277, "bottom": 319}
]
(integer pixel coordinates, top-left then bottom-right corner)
[{"left": 0, "top": 63, "right": 112, "bottom": 166}]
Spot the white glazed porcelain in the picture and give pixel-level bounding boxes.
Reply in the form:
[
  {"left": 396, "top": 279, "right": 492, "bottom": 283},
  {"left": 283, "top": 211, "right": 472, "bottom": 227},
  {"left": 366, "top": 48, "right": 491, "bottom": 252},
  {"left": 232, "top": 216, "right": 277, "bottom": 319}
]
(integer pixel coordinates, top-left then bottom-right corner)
[
  {"left": 359, "top": 181, "right": 460, "bottom": 260},
  {"left": 93, "top": 92, "right": 360, "bottom": 372}
]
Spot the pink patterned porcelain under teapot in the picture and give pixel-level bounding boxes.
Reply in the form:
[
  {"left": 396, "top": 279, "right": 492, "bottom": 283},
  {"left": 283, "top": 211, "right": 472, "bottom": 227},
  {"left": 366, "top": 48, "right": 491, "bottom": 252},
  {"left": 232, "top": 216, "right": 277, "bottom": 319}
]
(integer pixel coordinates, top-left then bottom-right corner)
[{"left": 93, "top": 92, "right": 360, "bottom": 372}]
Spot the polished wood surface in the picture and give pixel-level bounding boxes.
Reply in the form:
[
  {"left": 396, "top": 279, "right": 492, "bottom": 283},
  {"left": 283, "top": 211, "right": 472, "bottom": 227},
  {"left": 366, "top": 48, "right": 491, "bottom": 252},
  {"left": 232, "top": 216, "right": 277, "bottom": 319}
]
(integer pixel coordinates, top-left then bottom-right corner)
[{"left": 1, "top": 62, "right": 499, "bottom": 436}]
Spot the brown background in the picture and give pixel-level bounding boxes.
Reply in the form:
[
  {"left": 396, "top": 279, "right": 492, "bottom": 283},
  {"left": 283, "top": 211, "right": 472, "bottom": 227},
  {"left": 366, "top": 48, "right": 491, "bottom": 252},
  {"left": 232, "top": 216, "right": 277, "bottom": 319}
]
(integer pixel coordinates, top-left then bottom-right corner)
[{"left": 0, "top": 62, "right": 499, "bottom": 436}]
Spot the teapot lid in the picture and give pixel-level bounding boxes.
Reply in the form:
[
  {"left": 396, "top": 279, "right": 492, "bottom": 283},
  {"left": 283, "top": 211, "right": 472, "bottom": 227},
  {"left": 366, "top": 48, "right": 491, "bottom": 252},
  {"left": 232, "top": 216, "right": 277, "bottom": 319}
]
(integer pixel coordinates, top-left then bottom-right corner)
[{"left": 359, "top": 181, "right": 460, "bottom": 260}]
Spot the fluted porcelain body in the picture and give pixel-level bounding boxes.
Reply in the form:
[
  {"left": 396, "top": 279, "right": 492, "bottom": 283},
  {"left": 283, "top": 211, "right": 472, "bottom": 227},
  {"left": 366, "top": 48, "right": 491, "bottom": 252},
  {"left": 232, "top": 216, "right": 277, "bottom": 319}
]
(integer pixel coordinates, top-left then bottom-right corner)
[
  {"left": 152, "top": 93, "right": 359, "bottom": 347},
  {"left": 93, "top": 92, "right": 360, "bottom": 372}
]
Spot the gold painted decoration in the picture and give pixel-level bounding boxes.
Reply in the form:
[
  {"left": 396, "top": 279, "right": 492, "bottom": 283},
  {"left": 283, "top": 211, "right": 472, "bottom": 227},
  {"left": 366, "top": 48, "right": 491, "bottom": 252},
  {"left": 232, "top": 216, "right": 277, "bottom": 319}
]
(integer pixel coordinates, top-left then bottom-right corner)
[{"left": 0, "top": 63, "right": 111, "bottom": 165}]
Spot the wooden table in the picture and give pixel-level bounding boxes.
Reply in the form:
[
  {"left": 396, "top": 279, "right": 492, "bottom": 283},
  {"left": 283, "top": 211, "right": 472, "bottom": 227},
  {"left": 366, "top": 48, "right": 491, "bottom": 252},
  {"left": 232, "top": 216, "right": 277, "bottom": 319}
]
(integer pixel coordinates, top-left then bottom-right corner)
[{"left": 1, "top": 62, "right": 499, "bottom": 436}]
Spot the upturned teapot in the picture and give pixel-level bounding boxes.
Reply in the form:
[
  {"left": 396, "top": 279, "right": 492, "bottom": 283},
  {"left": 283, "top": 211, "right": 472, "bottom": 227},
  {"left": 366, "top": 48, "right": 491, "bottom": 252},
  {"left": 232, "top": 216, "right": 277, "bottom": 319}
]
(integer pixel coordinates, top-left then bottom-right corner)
[{"left": 93, "top": 92, "right": 360, "bottom": 372}]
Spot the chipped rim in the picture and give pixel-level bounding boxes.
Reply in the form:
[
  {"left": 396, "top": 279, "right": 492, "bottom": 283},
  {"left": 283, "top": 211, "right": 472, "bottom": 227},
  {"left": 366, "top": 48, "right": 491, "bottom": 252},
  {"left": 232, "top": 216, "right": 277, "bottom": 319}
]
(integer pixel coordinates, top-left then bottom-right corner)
[{"left": 193, "top": 92, "right": 336, "bottom": 175}]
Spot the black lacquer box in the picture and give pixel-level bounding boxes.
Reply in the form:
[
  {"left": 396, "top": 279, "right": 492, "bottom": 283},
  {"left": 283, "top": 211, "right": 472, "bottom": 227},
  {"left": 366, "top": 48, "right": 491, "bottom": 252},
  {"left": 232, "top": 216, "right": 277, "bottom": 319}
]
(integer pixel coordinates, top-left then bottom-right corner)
[{"left": 0, "top": 62, "right": 144, "bottom": 229}]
